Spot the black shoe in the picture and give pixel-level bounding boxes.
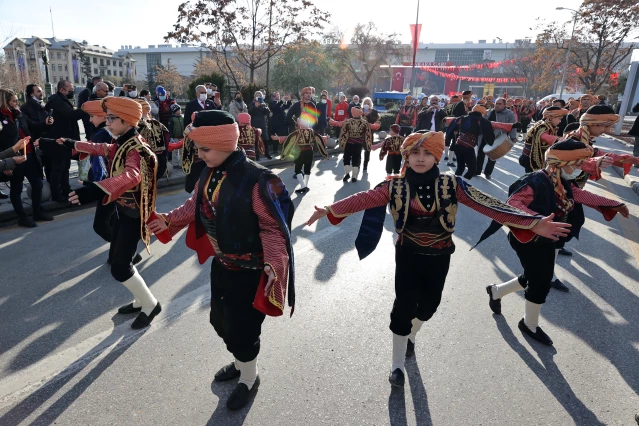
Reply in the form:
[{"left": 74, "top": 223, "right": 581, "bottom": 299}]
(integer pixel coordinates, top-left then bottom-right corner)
[
  {"left": 0, "top": 191, "right": 8, "bottom": 199},
  {"left": 635, "top": 412, "right": 639, "bottom": 425},
  {"left": 486, "top": 285, "right": 501, "bottom": 315},
  {"left": 351, "top": 177, "right": 358, "bottom": 182},
  {"left": 214, "top": 362, "right": 241, "bottom": 382},
  {"left": 447, "top": 161, "right": 455, "bottom": 167},
  {"left": 34, "top": 212, "right": 54, "bottom": 221},
  {"left": 18, "top": 216, "right": 37, "bottom": 228},
  {"left": 484, "top": 174, "right": 491, "bottom": 180},
  {"left": 118, "top": 303, "right": 142, "bottom": 315},
  {"left": 558, "top": 247, "right": 572, "bottom": 256},
  {"left": 405, "top": 340, "right": 415, "bottom": 358},
  {"left": 518, "top": 319, "right": 553, "bottom": 346},
  {"left": 444, "top": 156, "right": 449, "bottom": 161},
  {"left": 227, "top": 376, "right": 260, "bottom": 410},
  {"left": 363, "top": 167, "right": 368, "bottom": 171},
  {"left": 292, "top": 173, "right": 297, "bottom": 179},
  {"left": 131, "top": 302, "right": 162, "bottom": 329},
  {"left": 302, "top": 187, "right": 310, "bottom": 193},
  {"left": 132, "top": 253, "right": 143, "bottom": 265},
  {"left": 551, "top": 278, "right": 570, "bottom": 292},
  {"left": 295, "top": 188, "right": 306, "bottom": 194},
  {"left": 265, "top": 154, "right": 272, "bottom": 160},
  {"left": 342, "top": 173, "right": 350, "bottom": 182},
  {"left": 388, "top": 369, "right": 405, "bottom": 388}
]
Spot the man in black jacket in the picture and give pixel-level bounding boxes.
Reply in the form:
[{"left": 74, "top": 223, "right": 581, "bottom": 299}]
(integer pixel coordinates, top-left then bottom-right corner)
[
  {"left": 416, "top": 96, "right": 446, "bottom": 132},
  {"left": 21, "top": 84, "right": 54, "bottom": 180},
  {"left": 248, "top": 91, "right": 272, "bottom": 160},
  {"left": 45, "top": 80, "right": 87, "bottom": 201},
  {"left": 78, "top": 76, "right": 102, "bottom": 139},
  {"left": 630, "top": 101, "right": 639, "bottom": 164},
  {"left": 184, "top": 85, "right": 216, "bottom": 128}
]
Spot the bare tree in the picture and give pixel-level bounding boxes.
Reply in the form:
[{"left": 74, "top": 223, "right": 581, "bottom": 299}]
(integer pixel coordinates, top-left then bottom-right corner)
[
  {"left": 166, "top": 0, "right": 329, "bottom": 86},
  {"left": 324, "top": 22, "right": 407, "bottom": 88}
]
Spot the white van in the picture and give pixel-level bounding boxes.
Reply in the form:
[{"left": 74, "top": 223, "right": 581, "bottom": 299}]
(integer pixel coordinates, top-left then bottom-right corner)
[{"left": 537, "top": 93, "right": 585, "bottom": 105}]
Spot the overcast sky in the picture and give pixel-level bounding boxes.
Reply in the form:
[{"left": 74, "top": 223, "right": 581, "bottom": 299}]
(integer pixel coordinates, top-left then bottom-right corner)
[{"left": 2, "top": 0, "right": 585, "bottom": 50}]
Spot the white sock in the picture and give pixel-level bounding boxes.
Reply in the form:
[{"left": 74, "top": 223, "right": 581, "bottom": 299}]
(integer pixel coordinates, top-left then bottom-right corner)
[
  {"left": 344, "top": 164, "right": 351, "bottom": 175},
  {"left": 352, "top": 167, "right": 359, "bottom": 178},
  {"left": 492, "top": 276, "right": 525, "bottom": 300},
  {"left": 552, "top": 248, "right": 559, "bottom": 281},
  {"left": 236, "top": 357, "right": 258, "bottom": 390},
  {"left": 391, "top": 333, "right": 408, "bottom": 373},
  {"left": 296, "top": 173, "right": 306, "bottom": 189},
  {"left": 303, "top": 174, "right": 310, "bottom": 187},
  {"left": 121, "top": 268, "right": 158, "bottom": 315},
  {"left": 524, "top": 301, "right": 543, "bottom": 332},
  {"left": 408, "top": 318, "right": 424, "bottom": 343}
]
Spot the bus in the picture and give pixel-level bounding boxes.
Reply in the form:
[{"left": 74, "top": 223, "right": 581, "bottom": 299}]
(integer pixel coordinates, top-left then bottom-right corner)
[{"left": 372, "top": 91, "right": 410, "bottom": 112}]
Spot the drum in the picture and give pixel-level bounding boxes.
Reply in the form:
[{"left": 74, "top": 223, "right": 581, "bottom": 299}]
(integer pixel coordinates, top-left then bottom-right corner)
[
  {"left": 483, "top": 133, "right": 514, "bottom": 161},
  {"left": 326, "top": 138, "right": 337, "bottom": 149}
]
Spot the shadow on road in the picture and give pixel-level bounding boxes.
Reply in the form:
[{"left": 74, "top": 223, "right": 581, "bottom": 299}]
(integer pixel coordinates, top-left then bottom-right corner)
[
  {"left": 207, "top": 379, "right": 255, "bottom": 426},
  {"left": 0, "top": 327, "right": 146, "bottom": 425},
  {"left": 493, "top": 315, "right": 605, "bottom": 425},
  {"left": 387, "top": 356, "right": 433, "bottom": 426}
]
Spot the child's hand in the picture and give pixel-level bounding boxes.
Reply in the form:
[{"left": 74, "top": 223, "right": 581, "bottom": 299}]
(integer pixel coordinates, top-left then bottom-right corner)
[{"left": 306, "top": 206, "right": 328, "bottom": 226}]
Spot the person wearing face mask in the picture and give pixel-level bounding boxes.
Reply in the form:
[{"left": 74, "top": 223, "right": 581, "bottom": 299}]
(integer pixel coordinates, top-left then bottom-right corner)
[
  {"left": 479, "top": 139, "right": 629, "bottom": 346},
  {"left": 360, "top": 97, "right": 380, "bottom": 171},
  {"left": 205, "top": 83, "right": 223, "bottom": 110},
  {"left": 78, "top": 76, "right": 103, "bottom": 109},
  {"left": 347, "top": 95, "right": 361, "bottom": 119},
  {"left": 185, "top": 85, "right": 216, "bottom": 129},
  {"left": 229, "top": 91, "right": 248, "bottom": 120},
  {"left": 154, "top": 86, "right": 176, "bottom": 128},
  {"left": 44, "top": 80, "right": 88, "bottom": 201}
]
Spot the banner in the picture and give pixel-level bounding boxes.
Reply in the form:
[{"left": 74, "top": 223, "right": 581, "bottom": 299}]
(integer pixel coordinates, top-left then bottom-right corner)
[
  {"left": 72, "top": 59, "right": 79, "bottom": 83},
  {"left": 419, "top": 58, "right": 525, "bottom": 71},
  {"left": 409, "top": 24, "right": 422, "bottom": 57},
  {"left": 421, "top": 67, "right": 528, "bottom": 83},
  {"left": 391, "top": 68, "right": 405, "bottom": 92}
]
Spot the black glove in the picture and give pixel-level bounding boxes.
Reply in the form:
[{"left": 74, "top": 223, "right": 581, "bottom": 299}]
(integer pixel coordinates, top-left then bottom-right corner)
[
  {"left": 512, "top": 122, "right": 522, "bottom": 130},
  {"left": 61, "top": 138, "right": 77, "bottom": 150},
  {"left": 72, "top": 182, "right": 104, "bottom": 205}
]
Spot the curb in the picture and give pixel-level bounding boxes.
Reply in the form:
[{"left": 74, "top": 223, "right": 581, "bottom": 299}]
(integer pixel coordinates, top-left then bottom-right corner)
[
  {"left": 0, "top": 148, "right": 341, "bottom": 224},
  {"left": 601, "top": 134, "right": 639, "bottom": 197}
]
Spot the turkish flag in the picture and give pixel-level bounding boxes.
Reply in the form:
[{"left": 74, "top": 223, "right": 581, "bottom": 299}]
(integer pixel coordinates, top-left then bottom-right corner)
[
  {"left": 392, "top": 68, "right": 405, "bottom": 92},
  {"left": 409, "top": 24, "right": 422, "bottom": 56}
]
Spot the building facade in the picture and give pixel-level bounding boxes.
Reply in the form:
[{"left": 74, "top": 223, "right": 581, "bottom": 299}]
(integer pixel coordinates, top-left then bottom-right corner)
[
  {"left": 3, "top": 37, "right": 136, "bottom": 90},
  {"left": 114, "top": 44, "right": 212, "bottom": 79}
]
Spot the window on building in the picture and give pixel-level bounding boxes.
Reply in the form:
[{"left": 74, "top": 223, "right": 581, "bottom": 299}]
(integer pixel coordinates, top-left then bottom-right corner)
[
  {"left": 7, "top": 52, "right": 13, "bottom": 59},
  {"left": 94, "top": 68, "right": 98, "bottom": 74},
  {"left": 9, "top": 63, "right": 15, "bottom": 69},
  {"left": 63, "top": 53, "right": 66, "bottom": 59},
  {"left": 93, "top": 57, "right": 97, "bottom": 64},
  {"left": 146, "top": 53, "right": 162, "bottom": 76},
  {"left": 434, "top": 49, "right": 485, "bottom": 66},
  {"left": 29, "top": 52, "right": 35, "bottom": 60},
  {"left": 56, "top": 52, "right": 61, "bottom": 59},
  {"left": 59, "top": 77, "right": 64, "bottom": 81},
  {"left": 107, "top": 60, "right": 110, "bottom": 66},
  {"left": 100, "top": 58, "right": 104, "bottom": 66},
  {"left": 119, "top": 71, "right": 123, "bottom": 77},
  {"left": 119, "top": 61, "right": 122, "bottom": 67},
  {"left": 107, "top": 70, "right": 111, "bottom": 75},
  {"left": 58, "top": 64, "right": 63, "bottom": 71},
  {"left": 64, "top": 65, "right": 68, "bottom": 71}
]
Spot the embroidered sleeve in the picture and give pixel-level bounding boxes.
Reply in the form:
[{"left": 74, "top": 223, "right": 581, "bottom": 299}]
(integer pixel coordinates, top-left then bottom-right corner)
[
  {"left": 540, "top": 132, "right": 558, "bottom": 145},
  {"left": 94, "top": 149, "right": 141, "bottom": 204},
  {"left": 164, "top": 180, "right": 199, "bottom": 236},
  {"left": 379, "top": 140, "right": 389, "bottom": 160},
  {"left": 572, "top": 185, "right": 623, "bottom": 212},
  {"left": 254, "top": 184, "right": 289, "bottom": 313},
  {"left": 456, "top": 178, "right": 538, "bottom": 229},
  {"left": 327, "top": 184, "right": 390, "bottom": 225},
  {"left": 506, "top": 186, "right": 538, "bottom": 215},
  {"left": 75, "top": 141, "right": 112, "bottom": 157}
]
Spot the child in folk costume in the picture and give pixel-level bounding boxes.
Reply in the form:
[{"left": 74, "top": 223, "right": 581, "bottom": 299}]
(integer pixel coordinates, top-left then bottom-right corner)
[
  {"left": 168, "top": 104, "right": 185, "bottom": 168},
  {"left": 135, "top": 98, "right": 170, "bottom": 179},
  {"left": 148, "top": 111, "right": 294, "bottom": 410},
  {"left": 306, "top": 131, "right": 569, "bottom": 387},
  {"left": 237, "top": 112, "right": 264, "bottom": 161},
  {"left": 281, "top": 118, "right": 328, "bottom": 194},
  {"left": 40, "top": 97, "right": 161, "bottom": 329},
  {"left": 520, "top": 106, "right": 569, "bottom": 173},
  {"left": 478, "top": 139, "right": 629, "bottom": 345},
  {"left": 329, "top": 107, "right": 375, "bottom": 182},
  {"left": 374, "top": 124, "right": 404, "bottom": 176}
]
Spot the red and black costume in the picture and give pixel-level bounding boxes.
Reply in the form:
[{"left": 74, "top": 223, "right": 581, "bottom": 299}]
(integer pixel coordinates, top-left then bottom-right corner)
[
  {"left": 378, "top": 135, "right": 404, "bottom": 175},
  {"left": 238, "top": 122, "right": 264, "bottom": 161},
  {"left": 445, "top": 110, "right": 495, "bottom": 179}
]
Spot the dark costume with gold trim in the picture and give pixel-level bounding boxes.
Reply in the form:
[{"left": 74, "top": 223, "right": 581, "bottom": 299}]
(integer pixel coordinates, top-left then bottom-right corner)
[
  {"left": 379, "top": 135, "right": 404, "bottom": 175},
  {"left": 520, "top": 121, "right": 557, "bottom": 173},
  {"left": 445, "top": 112, "right": 495, "bottom": 179},
  {"left": 238, "top": 123, "right": 264, "bottom": 160},
  {"left": 138, "top": 118, "right": 169, "bottom": 179}
]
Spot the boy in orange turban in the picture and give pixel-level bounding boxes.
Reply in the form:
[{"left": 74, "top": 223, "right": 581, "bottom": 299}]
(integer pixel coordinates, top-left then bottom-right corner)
[{"left": 306, "top": 130, "right": 570, "bottom": 389}]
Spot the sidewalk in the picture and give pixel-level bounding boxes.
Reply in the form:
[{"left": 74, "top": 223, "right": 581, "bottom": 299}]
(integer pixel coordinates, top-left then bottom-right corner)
[{"left": 0, "top": 148, "right": 341, "bottom": 224}]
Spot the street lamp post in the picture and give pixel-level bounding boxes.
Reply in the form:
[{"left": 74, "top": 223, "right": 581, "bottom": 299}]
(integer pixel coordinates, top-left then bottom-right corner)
[
  {"left": 556, "top": 7, "right": 579, "bottom": 99},
  {"left": 409, "top": 0, "right": 420, "bottom": 95},
  {"left": 40, "top": 47, "right": 52, "bottom": 97}
]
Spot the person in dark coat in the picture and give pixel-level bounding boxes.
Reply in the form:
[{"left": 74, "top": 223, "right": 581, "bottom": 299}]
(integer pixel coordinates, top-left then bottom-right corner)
[
  {"left": 0, "top": 88, "right": 54, "bottom": 226},
  {"left": 415, "top": 96, "right": 447, "bottom": 132},
  {"left": 44, "top": 80, "right": 87, "bottom": 201},
  {"left": 268, "top": 92, "right": 291, "bottom": 154},
  {"left": 20, "top": 84, "right": 54, "bottom": 180},
  {"left": 248, "top": 91, "right": 272, "bottom": 160},
  {"left": 77, "top": 76, "right": 103, "bottom": 140},
  {"left": 184, "top": 85, "right": 216, "bottom": 128}
]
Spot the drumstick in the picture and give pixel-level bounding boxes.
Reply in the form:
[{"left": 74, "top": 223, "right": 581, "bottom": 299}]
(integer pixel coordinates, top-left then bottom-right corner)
[{"left": 23, "top": 138, "right": 27, "bottom": 159}]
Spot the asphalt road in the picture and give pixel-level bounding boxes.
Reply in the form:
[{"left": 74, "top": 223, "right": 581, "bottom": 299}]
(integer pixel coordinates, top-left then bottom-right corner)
[{"left": 0, "top": 137, "right": 638, "bottom": 425}]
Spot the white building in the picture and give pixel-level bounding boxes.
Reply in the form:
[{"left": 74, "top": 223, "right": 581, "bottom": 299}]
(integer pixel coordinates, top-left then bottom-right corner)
[
  {"left": 3, "top": 37, "right": 136, "bottom": 88},
  {"left": 115, "top": 44, "right": 212, "bottom": 79}
]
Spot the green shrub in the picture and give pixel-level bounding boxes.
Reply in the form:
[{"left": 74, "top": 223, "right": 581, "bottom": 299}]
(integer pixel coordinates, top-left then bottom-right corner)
[{"left": 379, "top": 112, "right": 397, "bottom": 131}]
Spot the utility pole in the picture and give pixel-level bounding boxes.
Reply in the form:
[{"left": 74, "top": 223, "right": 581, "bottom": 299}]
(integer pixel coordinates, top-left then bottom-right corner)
[
  {"left": 556, "top": 7, "right": 579, "bottom": 99},
  {"left": 409, "top": 0, "right": 420, "bottom": 95},
  {"left": 265, "top": 0, "right": 273, "bottom": 92}
]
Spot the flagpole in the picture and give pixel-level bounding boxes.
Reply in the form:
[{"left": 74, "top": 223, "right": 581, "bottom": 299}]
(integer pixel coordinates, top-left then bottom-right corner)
[
  {"left": 50, "top": 7, "right": 55, "bottom": 38},
  {"left": 409, "top": 0, "right": 420, "bottom": 95}
]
